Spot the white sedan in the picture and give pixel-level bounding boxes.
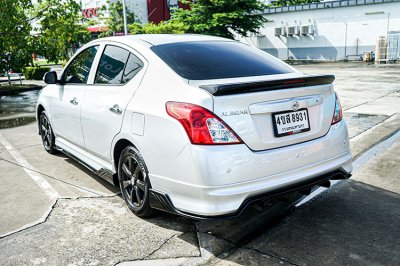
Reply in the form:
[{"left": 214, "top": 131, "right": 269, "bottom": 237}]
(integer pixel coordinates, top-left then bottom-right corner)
[{"left": 36, "top": 34, "right": 352, "bottom": 218}]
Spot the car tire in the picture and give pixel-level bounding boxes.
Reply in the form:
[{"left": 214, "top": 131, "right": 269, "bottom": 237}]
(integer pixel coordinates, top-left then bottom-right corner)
[
  {"left": 118, "top": 146, "right": 153, "bottom": 217},
  {"left": 39, "top": 111, "right": 57, "bottom": 154}
]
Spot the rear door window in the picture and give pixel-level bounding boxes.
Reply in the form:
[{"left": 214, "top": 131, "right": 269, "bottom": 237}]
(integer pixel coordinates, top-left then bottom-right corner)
[
  {"left": 95, "top": 45, "right": 143, "bottom": 85},
  {"left": 151, "top": 41, "right": 295, "bottom": 80},
  {"left": 122, "top": 53, "right": 144, "bottom": 84}
]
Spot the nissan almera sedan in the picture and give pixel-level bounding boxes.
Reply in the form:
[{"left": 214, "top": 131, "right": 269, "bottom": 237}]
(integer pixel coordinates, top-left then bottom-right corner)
[{"left": 36, "top": 34, "right": 352, "bottom": 218}]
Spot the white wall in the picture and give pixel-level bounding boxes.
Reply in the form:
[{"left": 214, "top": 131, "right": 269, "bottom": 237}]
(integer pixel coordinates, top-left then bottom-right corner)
[{"left": 242, "top": 2, "right": 400, "bottom": 60}]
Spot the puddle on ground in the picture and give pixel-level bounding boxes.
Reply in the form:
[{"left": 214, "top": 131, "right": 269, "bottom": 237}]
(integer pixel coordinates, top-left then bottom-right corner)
[
  {"left": 344, "top": 112, "right": 388, "bottom": 138},
  {"left": 0, "top": 90, "right": 39, "bottom": 128},
  {"left": 353, "top": 113, "right": 379, "bottom": 118}
]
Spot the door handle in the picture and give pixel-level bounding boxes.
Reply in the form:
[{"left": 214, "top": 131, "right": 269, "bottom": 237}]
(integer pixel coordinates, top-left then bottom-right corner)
[
  {"left": 109, "top": 104, "right": 122, "bottom": 115},
  {"left": 70, "top": 97, "right": 78, "bottom": 105}
]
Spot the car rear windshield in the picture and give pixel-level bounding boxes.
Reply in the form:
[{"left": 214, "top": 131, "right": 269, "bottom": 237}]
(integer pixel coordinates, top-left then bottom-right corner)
[{"left": 150, "top": 41, "right": 294, "bottom": 80}]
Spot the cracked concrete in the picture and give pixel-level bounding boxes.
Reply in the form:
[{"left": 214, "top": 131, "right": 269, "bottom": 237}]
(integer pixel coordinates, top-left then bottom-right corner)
[
  {"left": 207, "top": 247, "right": 295, "bottom": 266},
  {"left": 0, "top": 152, "right": 55, "bottom": 236},
  {"left": 244, "top": 180, "right": 400, "bottom": 266},
  {"left": 0, "top": 197, "right": 200, "bottom": 266},
  {"left": 196, "top": 195, "right": 302, "bottom": 246},
  {"left": 0, "top": 198, "right": 57, "bottom": 239},
  {"left": 145, "top": 231, "right": 199, "bottom": 260}
]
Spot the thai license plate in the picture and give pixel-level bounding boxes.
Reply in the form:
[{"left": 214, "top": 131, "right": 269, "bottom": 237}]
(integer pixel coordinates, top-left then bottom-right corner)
[{"left": 273, "top": 109, "right": 310, "bottom": 137}]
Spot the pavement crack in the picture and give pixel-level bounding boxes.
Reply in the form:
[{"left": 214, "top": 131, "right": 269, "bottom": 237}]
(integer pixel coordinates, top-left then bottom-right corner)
[
  {"left": 203, "top": 231, "right": 238, "bottom": 249},
  {"left": 112, "top": 232, "right": 186, "bottom": 265},
  {"left": 142, "top": 232, "right": 182, "bottom": 260},
  {"left": 0, "top": 195, "right": 122, "bottom": 240},
  {"left": 0, "top": 198, "right": 61, "bottom": 239},
  {"left": 195, "top": 217, "right": 303, "bottom": 265},
  {"left": 75, "top": 193, "right": 121, "bottom": 199},
  {"left": 242, "top": 246, "right": 300, "bottom": 266}
]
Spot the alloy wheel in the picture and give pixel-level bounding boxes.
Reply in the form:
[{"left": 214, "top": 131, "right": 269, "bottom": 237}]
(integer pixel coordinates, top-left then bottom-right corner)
[
  {"left": 120, "top": 155, "right": 146, "bottom": 207},
  {"left": 40, "top": 114, "right": 52, "bottom": 150}
]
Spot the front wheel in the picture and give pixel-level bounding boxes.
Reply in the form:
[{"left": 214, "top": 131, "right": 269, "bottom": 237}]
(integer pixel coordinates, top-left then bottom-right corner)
[
  {"left": 118, "top": 146, "right": 153, "bottom": 217},
  {"left": 39, "top": 111, "right": 57, "bottom": 154}
]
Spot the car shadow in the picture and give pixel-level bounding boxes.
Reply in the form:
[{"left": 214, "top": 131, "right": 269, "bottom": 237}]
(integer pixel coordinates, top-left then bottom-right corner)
[
  {"left": 52, "top": 152, "right": 118, "bottom": 193},
  {"left": 218, "top": 180, "right": 400, "bottom": 265}
]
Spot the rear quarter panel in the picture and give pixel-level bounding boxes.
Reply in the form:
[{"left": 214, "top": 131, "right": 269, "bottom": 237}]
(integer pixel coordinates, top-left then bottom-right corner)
[{"left": 112, "top": 51, "right": 213, "bottom": 182}]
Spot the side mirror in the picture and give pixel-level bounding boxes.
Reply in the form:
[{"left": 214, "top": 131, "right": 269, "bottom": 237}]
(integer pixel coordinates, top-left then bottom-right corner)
[{"left": 43, "top": 71, "right": 58, "bottom": 84}]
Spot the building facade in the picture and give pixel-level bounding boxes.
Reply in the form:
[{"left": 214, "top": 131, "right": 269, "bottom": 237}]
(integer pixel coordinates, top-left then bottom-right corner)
[{"left": 240, "top": 0, "right": 400, "bottom": 61}]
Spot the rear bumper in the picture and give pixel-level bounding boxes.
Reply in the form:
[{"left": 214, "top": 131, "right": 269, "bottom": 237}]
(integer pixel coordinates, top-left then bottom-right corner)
[
  {"left": 149, "top": 120, "right": 352, "bottom": 217},
  {"left": 149, "top": 169, "right": 351, "bottom": 219}
]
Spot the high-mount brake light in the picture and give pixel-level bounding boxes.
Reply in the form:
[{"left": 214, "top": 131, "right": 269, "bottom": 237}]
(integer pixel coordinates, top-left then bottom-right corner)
[
  {"left": 331, "top": 93, "right": 343, "bottom": 125},
  {"left": 166, "top": 102, "right": 243, "bottom": 145},
  {"left": 283, "top": 79, "right": 306, "bottom": 84}
]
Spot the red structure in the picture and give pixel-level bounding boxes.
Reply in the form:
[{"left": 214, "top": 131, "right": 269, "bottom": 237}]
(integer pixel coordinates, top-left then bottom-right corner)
[
  {"left": 83, "top": 1, "right": 191, "bottom": 35},
  {"left": 147, "top": 0, "right": 190, "bottom": 24}
]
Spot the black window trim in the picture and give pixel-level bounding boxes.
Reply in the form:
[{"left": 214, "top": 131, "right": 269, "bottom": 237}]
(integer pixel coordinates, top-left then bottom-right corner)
[
  {"left": 92, "top": 44, "right": 145, "bottom": 87},
  {"left": 94, "top": 44, "right": 129, "bottom": 86},
  {"left": 60, "top": 42, "right": 147, "bottom": 87},
  {"left": 121, "top": 53, "right": 143, "bottom": 85}
]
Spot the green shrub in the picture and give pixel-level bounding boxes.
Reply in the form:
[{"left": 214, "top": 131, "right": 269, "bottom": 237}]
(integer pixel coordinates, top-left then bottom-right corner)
[
  {"left": 128, "top": 21, "right": 188, "bottom": 35},
  {"left": 22, "top": 67, "right": 51, "bottom": 80}
]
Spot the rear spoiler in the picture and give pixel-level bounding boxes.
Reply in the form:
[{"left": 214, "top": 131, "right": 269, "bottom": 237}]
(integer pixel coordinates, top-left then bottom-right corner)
[{"left": 198, "top": 75, "right": 335, "bottom": 96}]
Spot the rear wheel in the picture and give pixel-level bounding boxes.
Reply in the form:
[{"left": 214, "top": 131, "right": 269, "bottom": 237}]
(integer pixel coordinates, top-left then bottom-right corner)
[
  {"left": 39, "top": 111, "right": 57, "bottom": 154},
  {"left": 118, "top": 146, "right": 153, "bottom": 217}
]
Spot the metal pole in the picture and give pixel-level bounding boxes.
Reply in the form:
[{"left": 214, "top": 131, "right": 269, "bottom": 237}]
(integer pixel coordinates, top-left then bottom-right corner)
[
  {"left": 344, "top": 23, "right": 348, "bottom": 59},
  {"left": 122, "top": 0, "right": 128, "bottom": 35}
]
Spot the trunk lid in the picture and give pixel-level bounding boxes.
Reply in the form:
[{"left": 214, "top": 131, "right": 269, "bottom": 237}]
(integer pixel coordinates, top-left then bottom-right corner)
[{"left": 190, "top": 73, "right": 336, "bottom": 151}]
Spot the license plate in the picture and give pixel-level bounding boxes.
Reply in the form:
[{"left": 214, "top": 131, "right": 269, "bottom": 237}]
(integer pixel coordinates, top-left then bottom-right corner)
[{"left": 272, "top": 109, "right": 310, "bottom": 137}]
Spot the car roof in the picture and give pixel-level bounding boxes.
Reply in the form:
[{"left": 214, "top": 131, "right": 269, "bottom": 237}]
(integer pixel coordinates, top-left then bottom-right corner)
[{"left": 96, "top": 34, "right": 232, "bottom": 46}]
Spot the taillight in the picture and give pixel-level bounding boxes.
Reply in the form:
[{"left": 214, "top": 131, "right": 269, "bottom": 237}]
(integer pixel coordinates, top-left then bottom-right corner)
[
  {"left": 331, "top": 93, "right": 343, "bottom": 125},
  {"left": 166, "top": 102, "right": 243, "bottom": 145}
]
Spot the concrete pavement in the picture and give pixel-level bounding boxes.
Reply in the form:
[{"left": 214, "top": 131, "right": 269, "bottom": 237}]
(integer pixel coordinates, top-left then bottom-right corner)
[
  {"left": 209, "top": 129, "right": 400, "bottom": 265},
  {"left": 226, "top": 179, "right": 400, "bottom": 266},
  {"left": 353, "top": 135, "right": 400, "bottom": 194},
  {"left": 0, "top": 197, "right": 199, "bottom": 265},
  {"left": 0, "top": 62, "right": 399, "bottom": 265}
]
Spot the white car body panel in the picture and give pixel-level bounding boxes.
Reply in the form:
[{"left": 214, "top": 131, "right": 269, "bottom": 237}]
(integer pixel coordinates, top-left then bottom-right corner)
[
  {"left": 212, "top": 83, "right": 335, "bottom": 151},
  {"left": 50, "top": 84, "right": 85, "bottom": 148},
  {"left": 36, "top": 34, "right": 353, "bottom": 217},
  {"left": 80, "top": 42, "right": 148, "bottom": 162},
  {"left": 149, "top": 121, "right": 351, "bottom": 215}
]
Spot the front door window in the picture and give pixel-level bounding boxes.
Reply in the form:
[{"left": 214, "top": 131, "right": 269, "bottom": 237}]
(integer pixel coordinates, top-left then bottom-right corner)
[{"left": 63, "top": 46, "right": 99, "bottom": 84}]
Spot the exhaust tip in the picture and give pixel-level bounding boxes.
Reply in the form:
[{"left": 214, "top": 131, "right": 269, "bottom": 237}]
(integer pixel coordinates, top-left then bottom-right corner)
[
  {"left": 331, "top": 173, "right": 348, "bottom": 180},
  {"left": 319, "top": 180, "right": 331, "bottom": 188}
]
